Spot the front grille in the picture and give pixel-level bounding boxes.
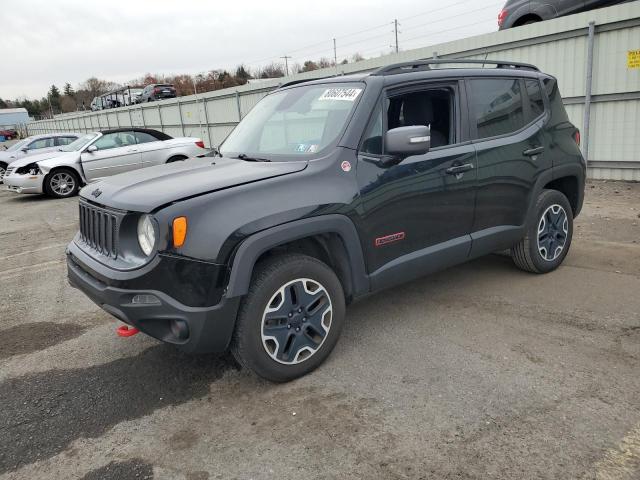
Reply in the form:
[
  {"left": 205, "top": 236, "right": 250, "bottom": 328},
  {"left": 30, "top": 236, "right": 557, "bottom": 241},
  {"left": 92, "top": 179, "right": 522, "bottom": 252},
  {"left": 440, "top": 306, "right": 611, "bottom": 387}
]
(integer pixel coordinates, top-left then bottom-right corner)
[{"left": 78, "top": 200, "right": 123, "bottom": 258}]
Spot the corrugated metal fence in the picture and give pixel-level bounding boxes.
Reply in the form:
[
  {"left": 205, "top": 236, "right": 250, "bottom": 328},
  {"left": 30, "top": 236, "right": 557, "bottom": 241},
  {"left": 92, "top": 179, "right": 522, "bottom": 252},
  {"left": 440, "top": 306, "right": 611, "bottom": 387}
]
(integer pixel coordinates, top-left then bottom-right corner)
[{"left": 27, "top": 2, "right": 640, "bottom": 180}]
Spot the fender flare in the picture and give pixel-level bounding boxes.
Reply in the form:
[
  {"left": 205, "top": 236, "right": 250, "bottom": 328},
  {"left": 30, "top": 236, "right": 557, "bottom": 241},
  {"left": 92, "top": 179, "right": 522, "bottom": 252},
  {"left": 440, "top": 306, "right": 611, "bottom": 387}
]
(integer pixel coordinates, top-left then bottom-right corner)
[
  {"left": 225, "top": 214, "right": 370, "bottom": 298},
  {"left": 527, "top": 163, "right": 585, "bottom": 221}
]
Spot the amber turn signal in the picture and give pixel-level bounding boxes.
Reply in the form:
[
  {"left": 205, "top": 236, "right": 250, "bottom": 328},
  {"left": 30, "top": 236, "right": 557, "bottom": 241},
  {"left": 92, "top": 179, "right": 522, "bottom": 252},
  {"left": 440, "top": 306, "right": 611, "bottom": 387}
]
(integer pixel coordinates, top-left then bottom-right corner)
[{"left": 172, "top": 217, "right": 188, "bottom": 248}]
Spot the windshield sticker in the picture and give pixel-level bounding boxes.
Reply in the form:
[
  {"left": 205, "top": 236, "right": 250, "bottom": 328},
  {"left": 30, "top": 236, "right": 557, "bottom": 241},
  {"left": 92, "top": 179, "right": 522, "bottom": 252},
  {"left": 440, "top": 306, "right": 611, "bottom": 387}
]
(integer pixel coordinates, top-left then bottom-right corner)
[
  {"left": 318, "top": 88, "right": 362, "bottom": 102},
  {"left": 307, "top": 144, "right": 319, "bottom": 153}
]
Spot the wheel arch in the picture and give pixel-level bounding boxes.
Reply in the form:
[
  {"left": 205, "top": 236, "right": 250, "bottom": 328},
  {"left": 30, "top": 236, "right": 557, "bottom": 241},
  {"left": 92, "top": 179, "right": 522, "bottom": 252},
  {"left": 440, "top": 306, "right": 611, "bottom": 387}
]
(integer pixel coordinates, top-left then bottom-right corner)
[
  {"left": 225, "top": 215, "right": 369, "bottom": 302},
  {"left": 528, "top": 164, "right": 585, "bottom": 221},
  {"left": 513, "top": 13, "right": 543, "bottom": 26}
]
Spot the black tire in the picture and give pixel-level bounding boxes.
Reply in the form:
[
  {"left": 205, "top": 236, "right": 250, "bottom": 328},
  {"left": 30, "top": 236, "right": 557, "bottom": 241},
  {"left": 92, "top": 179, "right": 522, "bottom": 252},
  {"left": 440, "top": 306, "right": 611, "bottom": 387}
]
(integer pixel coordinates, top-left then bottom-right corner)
[
  {"left": 0, "top": 162, "right": 7, "bottom": 183},
  {"left": 44, "top": 168, "right": 81, "bottom": 198},
  {"left": 511, "top": 189, "right": 573, "bottom": 273},
  {"left": 231, "top": 253, "right": 346, "bottom": 382},
  {"left": 166, "top": 155, "right": 188, "bottom": 163}
]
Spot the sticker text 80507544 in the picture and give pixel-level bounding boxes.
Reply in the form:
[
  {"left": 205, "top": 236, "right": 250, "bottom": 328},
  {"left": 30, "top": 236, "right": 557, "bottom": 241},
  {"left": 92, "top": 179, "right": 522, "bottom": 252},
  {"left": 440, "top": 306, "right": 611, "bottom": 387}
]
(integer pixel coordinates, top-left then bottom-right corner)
[{"left": 318, "top": 88, "right": 362, "bottom": 102}]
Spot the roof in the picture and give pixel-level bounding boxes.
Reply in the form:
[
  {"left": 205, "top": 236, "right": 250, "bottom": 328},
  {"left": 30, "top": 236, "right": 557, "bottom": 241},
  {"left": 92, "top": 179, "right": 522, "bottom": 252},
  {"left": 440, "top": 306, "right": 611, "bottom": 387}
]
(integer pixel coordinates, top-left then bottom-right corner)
[
  {"left": 98, "top": 128, "right": 173, "bottom": 140},
  {"left": 0, "top": 108, "right": 29, "bottom": 115}
]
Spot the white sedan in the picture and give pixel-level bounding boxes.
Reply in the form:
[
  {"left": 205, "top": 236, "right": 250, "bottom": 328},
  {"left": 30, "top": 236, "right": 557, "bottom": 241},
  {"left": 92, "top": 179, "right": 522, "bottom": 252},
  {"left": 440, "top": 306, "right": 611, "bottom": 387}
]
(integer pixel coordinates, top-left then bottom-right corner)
[{"left": 4, "top": 128, "right": 209, "bottom": 198}]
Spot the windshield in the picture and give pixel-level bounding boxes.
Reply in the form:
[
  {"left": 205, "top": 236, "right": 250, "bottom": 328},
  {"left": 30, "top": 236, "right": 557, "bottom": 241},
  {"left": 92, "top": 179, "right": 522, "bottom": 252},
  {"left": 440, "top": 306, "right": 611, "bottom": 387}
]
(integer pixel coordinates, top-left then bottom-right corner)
[
  {"left": 60, "top": 133, "right": 99, "bottom": 152},
  {"left": 220, "top": 83, "right": 364, "bottom": 159},
  {"left": 6, "top": 139, "right": 28, "bottom": 152}
]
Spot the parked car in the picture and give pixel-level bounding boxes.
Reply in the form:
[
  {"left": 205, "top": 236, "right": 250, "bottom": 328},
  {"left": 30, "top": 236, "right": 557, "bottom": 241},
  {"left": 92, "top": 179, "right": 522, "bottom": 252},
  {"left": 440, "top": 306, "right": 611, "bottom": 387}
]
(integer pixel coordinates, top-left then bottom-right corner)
[
  {"left": 139, "top": 84, "right": 177, "bottom": 102},
  {"left": 66, "top": 60, "right": 585, "bottom": 382},
  {"left": 4, "top": 128, "right": 207, "bottom": 197},
  {"left": 498, "top": 0, "right": 627, "bottom": 29},
  {"left": 0, "top": 128, "right": 18, "bottom": 140},
  {"left": 0, "top": 133, "right": 81, "bottom": 182}
]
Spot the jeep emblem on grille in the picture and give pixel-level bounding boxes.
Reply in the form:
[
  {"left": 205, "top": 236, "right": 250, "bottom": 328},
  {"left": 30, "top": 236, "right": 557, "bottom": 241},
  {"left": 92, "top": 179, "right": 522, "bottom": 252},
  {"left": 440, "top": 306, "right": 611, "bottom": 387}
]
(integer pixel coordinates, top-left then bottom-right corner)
[{"left": 91, "top": 188, "right": 102, "bottom": 198}]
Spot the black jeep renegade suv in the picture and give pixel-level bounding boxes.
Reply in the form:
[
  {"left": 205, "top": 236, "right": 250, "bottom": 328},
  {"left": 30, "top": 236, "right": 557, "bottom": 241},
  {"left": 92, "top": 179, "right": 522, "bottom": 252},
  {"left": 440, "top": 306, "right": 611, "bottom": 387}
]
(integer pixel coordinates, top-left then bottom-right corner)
[{"left": 67, "top": 59, "right": 585, "bottom": 382}]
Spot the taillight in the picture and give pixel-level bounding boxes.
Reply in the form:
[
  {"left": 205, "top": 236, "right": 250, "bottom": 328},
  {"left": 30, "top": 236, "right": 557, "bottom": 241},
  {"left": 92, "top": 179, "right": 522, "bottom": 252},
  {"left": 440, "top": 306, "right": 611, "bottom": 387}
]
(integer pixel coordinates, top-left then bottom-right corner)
[
  {"left": 153, "top": 87, "right": 161, "bottom": 94},
  {"left": 573, "top": 130, "right": 581, "bottom": 146},
  {"left": 195, "top": 140, "right": 205, "bottom": 148},
  {"left": 498, "top": 9, "right": 508, "bottom": 27}
]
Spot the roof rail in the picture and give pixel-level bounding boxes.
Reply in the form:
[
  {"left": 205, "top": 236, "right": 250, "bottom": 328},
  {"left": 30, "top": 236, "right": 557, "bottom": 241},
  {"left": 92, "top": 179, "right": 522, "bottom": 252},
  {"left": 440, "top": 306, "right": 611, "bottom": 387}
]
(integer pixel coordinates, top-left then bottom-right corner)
[
  {"left": 279, "top": 77, "right": 331, "bottom": 88},
  {"left": 371, "top": 59, "right": 539, "bottom": 76}
]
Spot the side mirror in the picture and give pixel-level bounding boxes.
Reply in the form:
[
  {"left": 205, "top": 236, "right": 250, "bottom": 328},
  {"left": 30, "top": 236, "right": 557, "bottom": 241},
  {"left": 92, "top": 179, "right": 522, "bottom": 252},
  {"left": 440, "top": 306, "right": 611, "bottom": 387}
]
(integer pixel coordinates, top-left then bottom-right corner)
[
  {"left": 86, "top": 145, "right": 98, "bottom": 153},
  {"left": 21, "top": 147, "right": 29, "bottom": 153},
  {"left": 385, "top": 125, "right": 431, "bottom": 159}
]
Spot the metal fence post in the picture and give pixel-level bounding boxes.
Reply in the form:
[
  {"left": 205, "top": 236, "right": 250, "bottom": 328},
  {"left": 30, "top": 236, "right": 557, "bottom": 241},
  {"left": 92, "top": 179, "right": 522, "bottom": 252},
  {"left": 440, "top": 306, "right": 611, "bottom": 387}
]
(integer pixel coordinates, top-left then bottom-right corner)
[
  {"left": 201, "top": 96, "right": 213, "bottom": 148},
  {"left": 583, "top": 21, "right": 596, "bottom": 165},
  {"left": 128, "top": 108, "right": 134, "bottom": 128},
  {"left": 177, "top": 98, "right": 185, "bottom": 136},
  {"left": 157, "top": 104, "right": 164, "bottom": 131},
  {"left": 235, "top": 91, "right": 242, "bottom": 121},
  {"left": 141, "top": 106, "right": 147, "bottom": 127}
]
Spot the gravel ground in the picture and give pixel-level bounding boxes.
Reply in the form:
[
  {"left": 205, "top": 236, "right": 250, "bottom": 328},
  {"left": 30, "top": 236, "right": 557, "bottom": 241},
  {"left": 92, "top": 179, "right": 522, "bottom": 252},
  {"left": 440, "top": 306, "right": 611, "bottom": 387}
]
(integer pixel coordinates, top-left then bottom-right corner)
[{"left": 0, "top": 180, "right": 639, "bottom": 479}]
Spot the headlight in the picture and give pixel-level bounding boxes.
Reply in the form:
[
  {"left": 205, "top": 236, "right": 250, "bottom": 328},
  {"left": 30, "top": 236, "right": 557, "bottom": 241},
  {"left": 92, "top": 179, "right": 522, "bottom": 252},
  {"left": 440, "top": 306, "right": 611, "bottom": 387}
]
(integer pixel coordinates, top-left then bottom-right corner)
[
  {"left": 137, "top": 214, "right": 156, "bottom": 256},
  {"left": 16, "top": 163, "right": 42, "bottom": 175}
]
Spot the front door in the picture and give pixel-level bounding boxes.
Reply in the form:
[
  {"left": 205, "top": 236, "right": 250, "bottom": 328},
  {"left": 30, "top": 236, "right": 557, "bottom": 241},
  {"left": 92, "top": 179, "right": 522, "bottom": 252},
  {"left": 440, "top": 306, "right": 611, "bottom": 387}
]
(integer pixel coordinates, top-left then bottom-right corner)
[
  {"left": 81, "top": 131, "right": 141, "bottom": 182},
  {"left": 357, "top": 81, "right": 476, "bottom": 290}
]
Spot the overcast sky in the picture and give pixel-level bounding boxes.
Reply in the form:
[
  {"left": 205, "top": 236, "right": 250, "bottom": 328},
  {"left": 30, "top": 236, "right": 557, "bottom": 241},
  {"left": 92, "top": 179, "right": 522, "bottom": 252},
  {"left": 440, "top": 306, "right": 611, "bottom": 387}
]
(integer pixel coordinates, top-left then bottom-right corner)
[{"left": 3, "top": 0, "right": 501, "bottom": 100}]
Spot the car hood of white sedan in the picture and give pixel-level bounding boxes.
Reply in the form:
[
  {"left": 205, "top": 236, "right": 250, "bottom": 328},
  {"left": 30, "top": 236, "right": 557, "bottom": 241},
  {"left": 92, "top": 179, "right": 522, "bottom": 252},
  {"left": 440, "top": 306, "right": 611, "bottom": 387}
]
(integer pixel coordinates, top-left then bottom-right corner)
[{"left": 7, "top": 150, "right": 80, "bottom": 171}]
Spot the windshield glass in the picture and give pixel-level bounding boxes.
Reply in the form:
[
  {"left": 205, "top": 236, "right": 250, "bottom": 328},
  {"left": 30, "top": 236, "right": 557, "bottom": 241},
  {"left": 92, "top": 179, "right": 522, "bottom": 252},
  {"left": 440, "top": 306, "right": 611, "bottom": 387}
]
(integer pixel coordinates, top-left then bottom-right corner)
[
  {"left": 60, "top": 133, "right": 99, "bottom": 152},
  {"left": 220, "top": 83, "right": 364, "bottom": 159},
  {"left": 6, "top": 139, "right": 28, "bottom": 152}
]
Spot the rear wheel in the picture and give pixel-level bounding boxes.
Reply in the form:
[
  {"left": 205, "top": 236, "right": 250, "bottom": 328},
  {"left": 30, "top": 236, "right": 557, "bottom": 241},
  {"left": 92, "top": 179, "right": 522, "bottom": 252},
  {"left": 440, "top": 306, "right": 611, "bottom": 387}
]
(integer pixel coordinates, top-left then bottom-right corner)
[
  {"left": 231, "top": 254, "right": 345, "bottom": 382},
  {"left": 511, "top": 189, "right": 573, "bottom": 273},
  {"left": 166, "top": 155, "right": 188, "bottom": 163},
  {"left": 0, "top": 162, "right": 7, "bottom": 182},
  {"left": 44, "top": 168, "right": 80, "bottom": 198}
]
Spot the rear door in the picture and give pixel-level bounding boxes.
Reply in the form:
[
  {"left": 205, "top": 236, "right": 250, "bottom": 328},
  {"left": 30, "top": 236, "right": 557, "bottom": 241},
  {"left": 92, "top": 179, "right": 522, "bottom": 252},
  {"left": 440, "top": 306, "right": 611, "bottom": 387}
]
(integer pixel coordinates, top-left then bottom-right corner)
[
  {"left": 81, "top": 131, "right": 141, "bottom": 181},
  {"left": 467, "top": 76, "right": 550, "bottom": 255}
]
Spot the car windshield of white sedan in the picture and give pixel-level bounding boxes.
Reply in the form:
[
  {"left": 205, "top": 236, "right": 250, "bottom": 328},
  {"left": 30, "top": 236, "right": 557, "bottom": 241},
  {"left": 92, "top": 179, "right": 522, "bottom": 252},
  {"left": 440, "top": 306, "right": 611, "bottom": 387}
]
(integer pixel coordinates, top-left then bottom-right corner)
[
  {"left": 220, "top": 84, "right": 363, "bottom": 159},
  {"left": 60, "top": 133, "right": 99, "bottom": 152},
  {"left": 5, "top": 139, "right": 28, "bottom": 152}
]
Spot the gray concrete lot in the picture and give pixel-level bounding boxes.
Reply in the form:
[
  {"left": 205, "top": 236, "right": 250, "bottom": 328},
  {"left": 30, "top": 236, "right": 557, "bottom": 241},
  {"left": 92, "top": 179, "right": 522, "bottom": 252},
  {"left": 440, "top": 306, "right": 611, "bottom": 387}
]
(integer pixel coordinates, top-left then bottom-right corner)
[{"left": 0, "top": 181, "right": 639, "bottom": 479}]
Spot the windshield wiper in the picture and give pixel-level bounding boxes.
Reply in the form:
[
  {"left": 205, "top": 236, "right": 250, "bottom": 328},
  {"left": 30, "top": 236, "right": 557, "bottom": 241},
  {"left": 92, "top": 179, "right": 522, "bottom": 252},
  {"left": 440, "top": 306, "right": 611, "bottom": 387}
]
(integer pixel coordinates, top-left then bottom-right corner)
[{"left": 236, "top": 153, "right": 271, "bottom": 162}]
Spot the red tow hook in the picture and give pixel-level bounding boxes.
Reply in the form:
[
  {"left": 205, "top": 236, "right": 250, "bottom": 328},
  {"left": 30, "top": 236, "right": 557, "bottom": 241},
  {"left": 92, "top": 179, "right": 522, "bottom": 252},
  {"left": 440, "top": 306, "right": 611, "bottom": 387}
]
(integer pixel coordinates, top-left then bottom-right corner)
[{"left": 116, "top": 325, "right": 140, "bottom": 337}]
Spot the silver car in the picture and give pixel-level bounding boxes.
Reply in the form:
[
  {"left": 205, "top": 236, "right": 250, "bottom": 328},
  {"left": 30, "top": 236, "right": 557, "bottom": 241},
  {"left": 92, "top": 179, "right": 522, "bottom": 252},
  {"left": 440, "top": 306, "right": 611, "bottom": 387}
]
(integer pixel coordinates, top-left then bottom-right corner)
[
  {"left": 0, "top": 133, "right": 81, "bottom": 181},
  {"left": 4, "top": 128, "right": 208, "bottom": 198}
]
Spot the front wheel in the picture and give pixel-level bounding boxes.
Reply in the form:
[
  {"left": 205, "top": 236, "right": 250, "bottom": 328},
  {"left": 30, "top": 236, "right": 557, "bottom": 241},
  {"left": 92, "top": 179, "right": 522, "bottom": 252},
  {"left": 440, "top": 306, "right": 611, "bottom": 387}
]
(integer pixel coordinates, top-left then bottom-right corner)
[
  {"left": 44, "top": 168, "right": 80, "bottom": 198},
  {"left": 0, "top": 162, "right": 7, "bottom": 183},
  {"left": 511, "top": 189, "right": 573, "bottom": 273},
  {"left": 231, "top": 254, "right": 346, "bottom": 382}
]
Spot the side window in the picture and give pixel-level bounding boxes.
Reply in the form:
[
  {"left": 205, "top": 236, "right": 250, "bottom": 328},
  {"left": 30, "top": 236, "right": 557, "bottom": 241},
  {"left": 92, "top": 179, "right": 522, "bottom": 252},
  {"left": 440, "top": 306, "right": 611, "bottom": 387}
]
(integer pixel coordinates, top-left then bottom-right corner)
[
  {"left": 92, "top": 132, "right": 137, "bottom": 151},
  {"left": 55, "top": 136, "right": 77, "bottom": 146},
  {"left": 134, "top": 131, "right": 159, "bottom": 144},
  {"left": 469, "top": 78, "right": 525, "bottom": 139},
  {"left": 28, "top": 137, "right": 55, "bottom": 150},
  {"left": 360, "top": 102, "right": 383, "bottom": 155},
  {"left": 524, "top": 79, "right": 544, "bottom": 122},
  {"left": 543, "top": 77, "right": 569, "bottom": 123},
  {"left": 386, "top": 87, "right": 455, "bottom": 148}
]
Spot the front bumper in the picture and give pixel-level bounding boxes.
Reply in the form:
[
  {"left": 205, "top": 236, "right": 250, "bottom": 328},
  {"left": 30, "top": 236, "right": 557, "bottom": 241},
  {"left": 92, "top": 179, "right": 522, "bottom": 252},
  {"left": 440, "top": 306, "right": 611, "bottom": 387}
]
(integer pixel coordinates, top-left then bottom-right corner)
[
  {"left": 67, "top": 245, "right": 240, "bottom": 354},
  {"left": 4, "top": 174, "right": 44, "bottom": 194}
]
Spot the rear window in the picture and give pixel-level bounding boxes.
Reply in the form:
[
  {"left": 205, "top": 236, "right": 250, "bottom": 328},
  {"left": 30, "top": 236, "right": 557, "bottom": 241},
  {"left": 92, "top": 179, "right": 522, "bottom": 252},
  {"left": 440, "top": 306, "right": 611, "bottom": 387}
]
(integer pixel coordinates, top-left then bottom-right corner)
[{"left": 469, "top": 78, "right": 525, "bottom": 139}]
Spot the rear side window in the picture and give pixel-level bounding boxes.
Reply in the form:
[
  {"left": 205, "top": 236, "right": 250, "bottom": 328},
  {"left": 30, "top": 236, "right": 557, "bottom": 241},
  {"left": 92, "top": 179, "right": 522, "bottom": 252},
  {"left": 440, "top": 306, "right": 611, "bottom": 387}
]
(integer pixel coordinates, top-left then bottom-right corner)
[
  {"left": 524, "top": 79, "right": 544, "bottom": 121},
  {"left": 55, "top": 136, "right": 77, "bottom": 146},
  {"left": 543, "top": 77, "right": 569, "bottom": 123},
  {"left": 135, "top": 131, "right": 159, "bottom": 144},
  {"left": 469, "top": 78, "right": 525, "bottom": 139}
]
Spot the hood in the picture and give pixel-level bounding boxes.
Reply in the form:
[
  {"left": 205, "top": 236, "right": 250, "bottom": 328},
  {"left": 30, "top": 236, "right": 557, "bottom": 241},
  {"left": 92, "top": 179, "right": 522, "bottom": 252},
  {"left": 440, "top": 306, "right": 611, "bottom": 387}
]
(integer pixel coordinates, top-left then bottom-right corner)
[
  {"left": 5, "top": 150, "right": 77, "bottom": 169},
  {"left": 80, "top": 156, "right": 308, "bottom": 212}
]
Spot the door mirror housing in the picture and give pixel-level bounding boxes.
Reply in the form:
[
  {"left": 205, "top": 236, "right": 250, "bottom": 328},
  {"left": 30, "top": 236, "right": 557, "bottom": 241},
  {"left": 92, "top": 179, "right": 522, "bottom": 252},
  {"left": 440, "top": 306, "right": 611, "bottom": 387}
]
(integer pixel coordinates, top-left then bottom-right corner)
[
  {"left": 86, "top": 145, "right": 98, "bottom": 153},
  {"left": 385, "top": 125, "right": 431, "bottom": 158},
  {"left": 21, "top": 147, "right": 29, "bottom": 153}
]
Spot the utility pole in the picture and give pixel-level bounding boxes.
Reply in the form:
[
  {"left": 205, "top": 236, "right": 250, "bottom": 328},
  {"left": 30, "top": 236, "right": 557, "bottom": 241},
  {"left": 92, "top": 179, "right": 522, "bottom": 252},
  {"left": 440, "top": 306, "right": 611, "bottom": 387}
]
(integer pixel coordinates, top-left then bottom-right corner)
[
  {"left": 280, "top": 55, "right": 292, "bottom": 76},
  {"left": 333, "top": 38, "right": 338, "bottom": 75},
  {"left": 394, "top": 19, "right": 399, "bottom": 53}
]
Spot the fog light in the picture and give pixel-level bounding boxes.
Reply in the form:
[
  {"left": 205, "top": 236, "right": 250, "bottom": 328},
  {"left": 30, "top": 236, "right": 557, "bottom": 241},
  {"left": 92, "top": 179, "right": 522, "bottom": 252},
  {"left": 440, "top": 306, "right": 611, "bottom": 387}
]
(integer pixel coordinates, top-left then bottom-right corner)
[
  {"left": 131, "top": 294, "right": 160, "bottom": 305},
  {"left": 170, "top": 319, "right": 189, "bottom": 340}
]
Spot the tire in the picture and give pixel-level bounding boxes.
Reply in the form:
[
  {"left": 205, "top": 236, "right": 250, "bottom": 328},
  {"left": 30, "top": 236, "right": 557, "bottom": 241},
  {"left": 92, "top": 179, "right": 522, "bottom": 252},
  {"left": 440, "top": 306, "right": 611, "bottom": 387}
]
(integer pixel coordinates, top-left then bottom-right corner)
[
  {"left": 44, "top": 168, "right": 81, "bottom": 198},
  {"left": 511, "top": 189, "right": 573, "bottom": 273},
  {"left": 166, "top": 155, "right": 188, "bottom": 163},
  {"left": 0, "top": 162, "right": 7, "bottom": 183},
  {"left": 231, "top": 253, "right": 346, "bottom": 382}
]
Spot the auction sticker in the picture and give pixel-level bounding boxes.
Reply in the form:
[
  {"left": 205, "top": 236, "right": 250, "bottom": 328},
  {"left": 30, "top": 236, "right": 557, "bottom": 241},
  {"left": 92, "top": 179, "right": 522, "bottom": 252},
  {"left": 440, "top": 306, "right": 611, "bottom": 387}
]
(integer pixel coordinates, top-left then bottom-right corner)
[{"left": 319, "top": 88, "right": 362, "bottom": 102}]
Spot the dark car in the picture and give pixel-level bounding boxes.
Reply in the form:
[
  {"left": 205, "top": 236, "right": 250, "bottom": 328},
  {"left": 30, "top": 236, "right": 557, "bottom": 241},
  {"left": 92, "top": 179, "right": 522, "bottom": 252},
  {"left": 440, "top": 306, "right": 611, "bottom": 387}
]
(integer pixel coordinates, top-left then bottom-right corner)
[
  {"left": 498, "top": 0, "right": 627, "bottom": 29},
  {"left": 139, "top": 83, "right": 177, "bottom": 102},
  {"left": 67, "top": 59, "right": 585, "bottom": 382}
]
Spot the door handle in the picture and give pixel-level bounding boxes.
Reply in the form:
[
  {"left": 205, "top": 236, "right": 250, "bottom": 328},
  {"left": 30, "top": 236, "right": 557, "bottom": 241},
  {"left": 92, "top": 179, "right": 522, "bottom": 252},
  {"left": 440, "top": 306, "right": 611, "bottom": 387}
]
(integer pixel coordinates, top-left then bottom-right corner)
[
  {"left": 523, "top": 146, "right": 544, "bottom": 157},
  {"left": 445, "top": 163, "right": 474, "bottom": 176},
  {"left": 127, "top": 149, "right": 138, "bottom": 153}
]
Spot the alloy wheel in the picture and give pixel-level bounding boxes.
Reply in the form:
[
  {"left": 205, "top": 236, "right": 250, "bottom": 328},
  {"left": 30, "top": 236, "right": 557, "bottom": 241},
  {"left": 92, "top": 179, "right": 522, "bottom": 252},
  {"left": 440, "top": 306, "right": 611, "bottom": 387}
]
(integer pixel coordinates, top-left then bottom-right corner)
[
  {"left": 261, "top": 278, "right": 333, "bottom": 365},
  {"left": 50, "top": 172, "right": 76, "bottom": 196},
  {"left": 537, "top": 204, "right": 568, "bottom": 261}
]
